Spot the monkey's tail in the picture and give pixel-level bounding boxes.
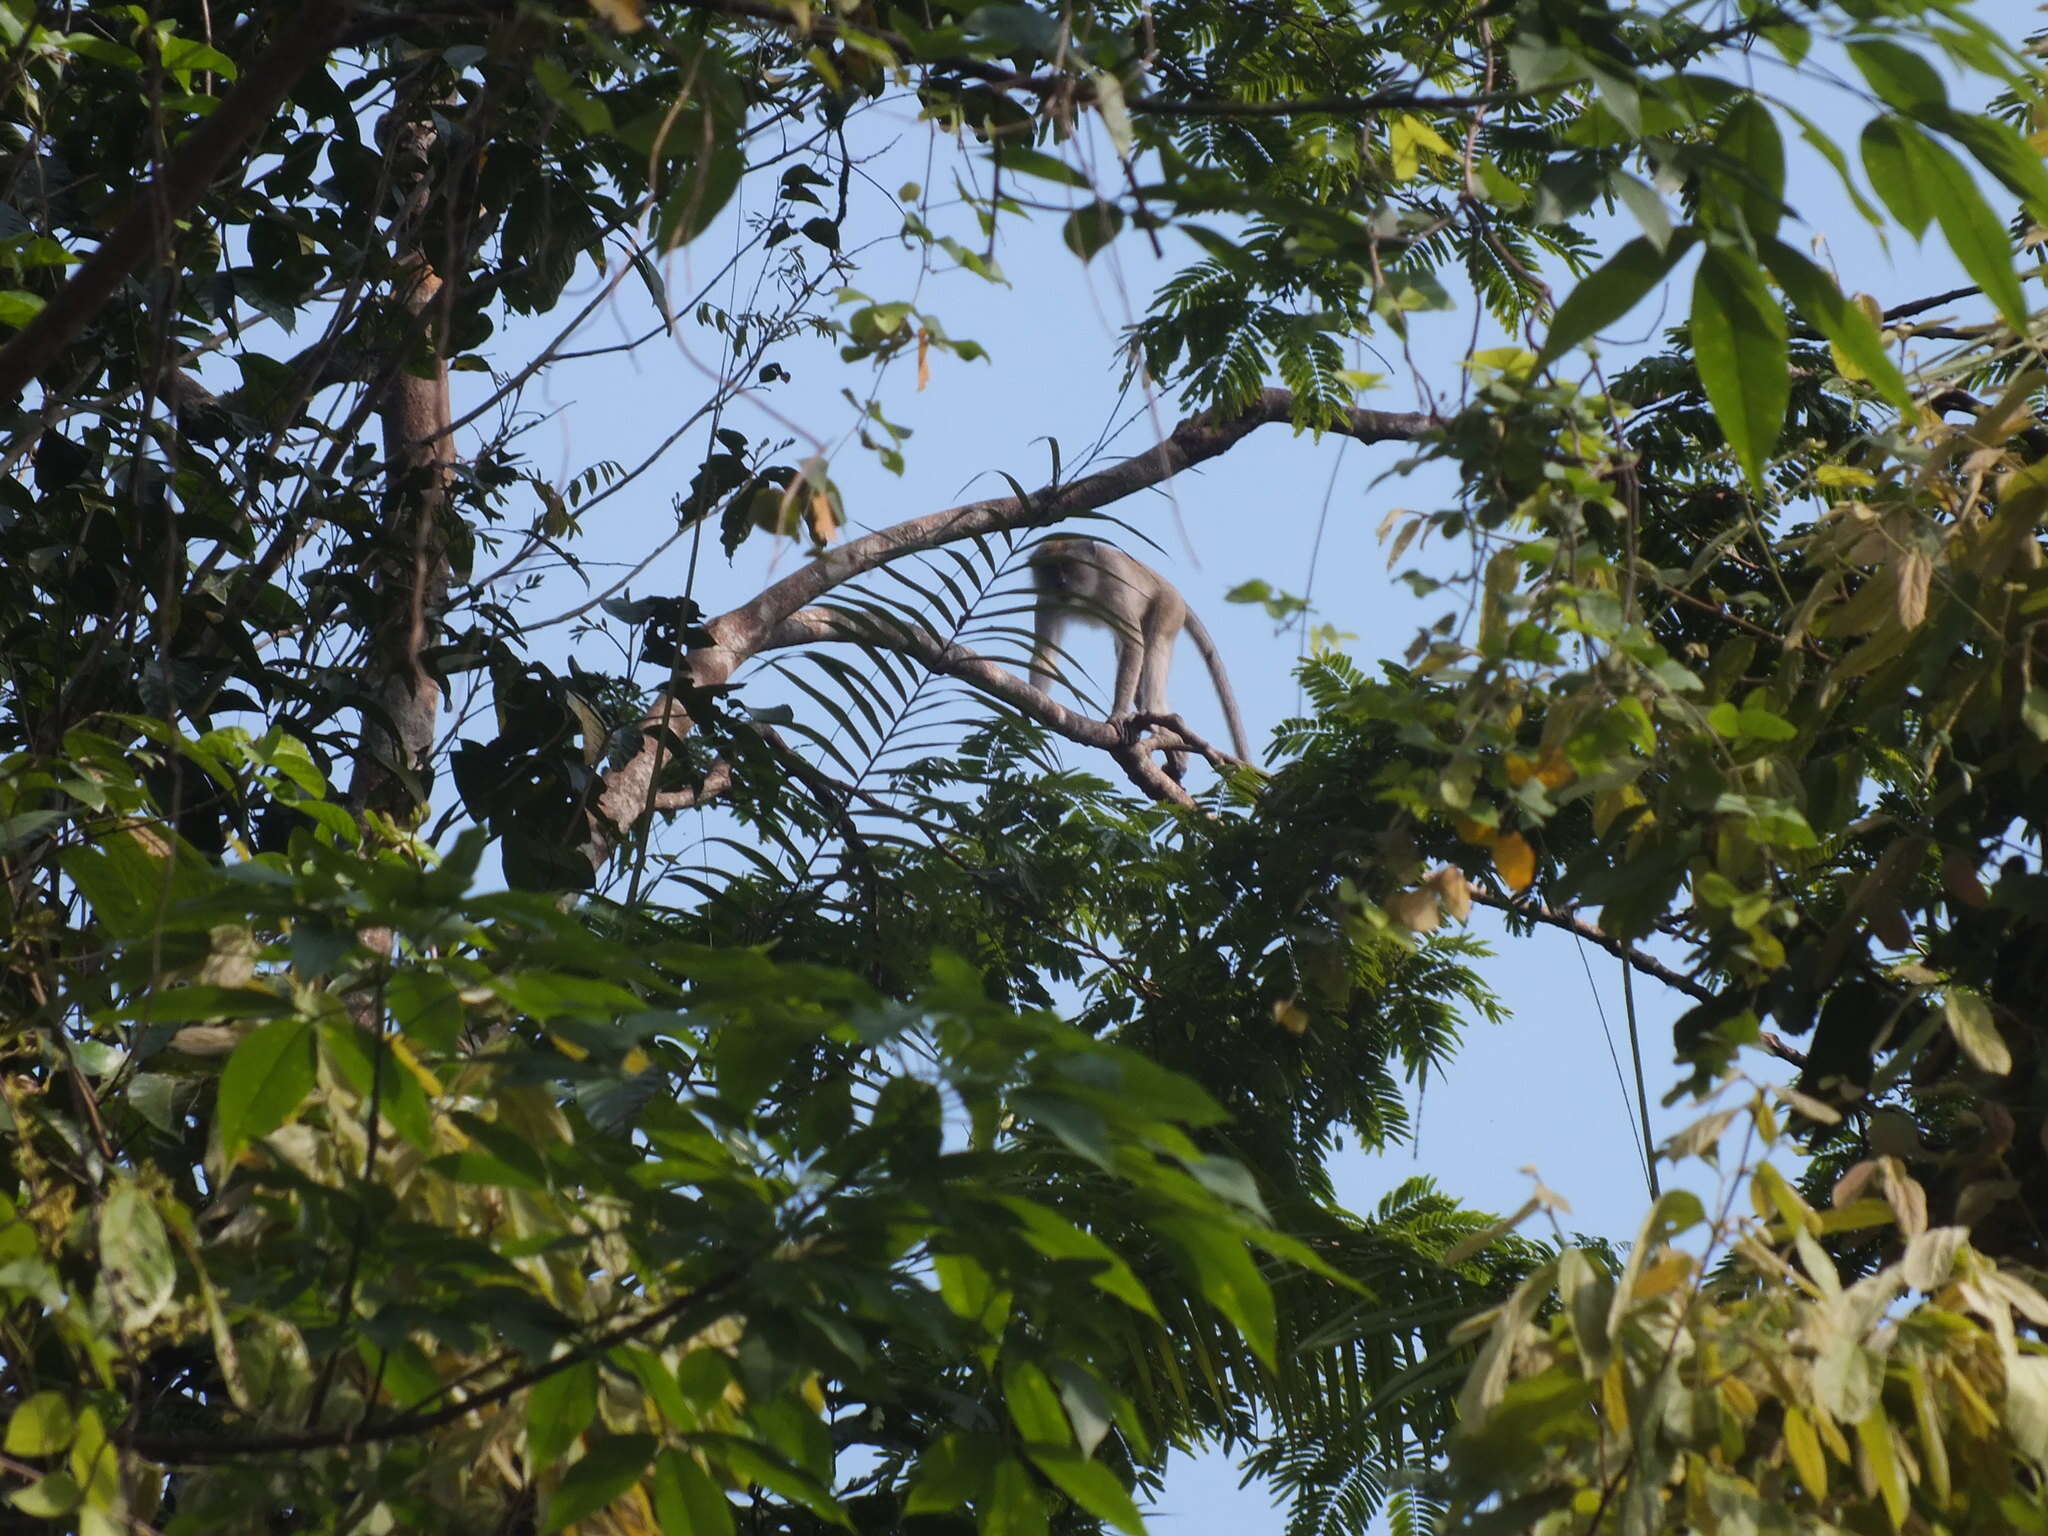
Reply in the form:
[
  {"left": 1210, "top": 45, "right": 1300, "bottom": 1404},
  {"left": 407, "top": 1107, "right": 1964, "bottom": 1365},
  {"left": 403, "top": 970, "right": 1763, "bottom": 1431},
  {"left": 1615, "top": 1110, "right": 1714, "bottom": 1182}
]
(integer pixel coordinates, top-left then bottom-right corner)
[{"left": 1181, "top": 611, "right": 1255, "bottom": 764}]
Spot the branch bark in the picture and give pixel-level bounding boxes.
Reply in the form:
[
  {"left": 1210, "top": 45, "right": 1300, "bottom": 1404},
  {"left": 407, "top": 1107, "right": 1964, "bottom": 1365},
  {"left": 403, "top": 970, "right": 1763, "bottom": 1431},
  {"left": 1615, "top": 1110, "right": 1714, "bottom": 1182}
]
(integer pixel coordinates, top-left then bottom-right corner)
[
  {"left": 0, "top": 0, "right": 356, "bottom": 403},
  {"left": 349, "top": 106, "right": 459, "bottom": 817},
  {"left": 586, "top": 391, "right": 1432, "bottom": 862}
]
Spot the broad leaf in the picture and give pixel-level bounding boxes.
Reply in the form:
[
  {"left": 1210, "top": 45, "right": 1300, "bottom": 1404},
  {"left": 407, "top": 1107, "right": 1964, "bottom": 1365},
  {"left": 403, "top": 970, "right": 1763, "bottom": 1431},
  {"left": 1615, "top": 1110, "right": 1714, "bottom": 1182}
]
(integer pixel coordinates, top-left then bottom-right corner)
[{"left": 1690, "top": 247, "right": 1788, "bottom": 491}]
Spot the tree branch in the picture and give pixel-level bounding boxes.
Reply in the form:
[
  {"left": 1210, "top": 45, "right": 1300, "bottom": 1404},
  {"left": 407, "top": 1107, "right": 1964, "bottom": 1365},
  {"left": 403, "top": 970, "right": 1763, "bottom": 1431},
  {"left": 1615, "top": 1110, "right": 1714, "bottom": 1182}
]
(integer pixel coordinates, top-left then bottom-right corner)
[
  {"left": 0, "top": 0, "right": 357, "bottom": 403},
  {"left": 129, "top": 1255, "right": 749, "bottom": 1463},
  {"left": 584, "top": 390, "right": 1432, "bottom": 863},
  {"left": 759, "top": 608, "right": 1199, "bottom": 806},
  {"left": 1467, "top": 887, "right": 1715, "bottom": 1004}
]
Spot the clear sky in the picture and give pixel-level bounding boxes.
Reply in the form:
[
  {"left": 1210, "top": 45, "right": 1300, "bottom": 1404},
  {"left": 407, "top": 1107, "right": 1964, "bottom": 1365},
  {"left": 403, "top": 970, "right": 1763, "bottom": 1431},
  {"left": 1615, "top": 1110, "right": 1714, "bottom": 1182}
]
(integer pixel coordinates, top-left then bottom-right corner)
[{"left": 447, "top": 14, "right": 2017, "bottom": 1521}]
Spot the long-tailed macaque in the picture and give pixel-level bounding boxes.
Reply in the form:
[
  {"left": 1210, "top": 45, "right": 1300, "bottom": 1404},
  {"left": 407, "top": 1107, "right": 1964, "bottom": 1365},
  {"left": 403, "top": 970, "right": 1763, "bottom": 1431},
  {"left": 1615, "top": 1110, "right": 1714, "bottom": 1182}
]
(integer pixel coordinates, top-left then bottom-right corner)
[{"left": 1028, "top": 536, "right": 1253, "bottom": 779}]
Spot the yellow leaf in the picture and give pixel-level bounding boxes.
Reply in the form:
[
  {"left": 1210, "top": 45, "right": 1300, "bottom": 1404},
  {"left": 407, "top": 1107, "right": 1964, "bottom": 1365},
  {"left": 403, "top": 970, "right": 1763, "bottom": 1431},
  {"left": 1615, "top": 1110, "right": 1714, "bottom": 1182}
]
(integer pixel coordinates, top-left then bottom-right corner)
[
  {"left": 1601, "top": 1361, "right": 1629, "bottom": 1433},
  {"left": 1907, "top": 1354, "right": 1950, "bottom": 1504},
  {"left": 1505, "top": 752, "right": 1536, "bottom": 787},
  {"left": 1390, "top": 113, "right": 1454, "bottom": 180},
  {"left": 1631, "top": 1249, "right": 1694, "bottom": 1299},
  {"left": 1452, "top": 815, "right": 1497, "bottom": 848},
  {"left": 1493, "top": 832, "right": 1535, "bottom": 893},
  {"left": 1425, "top": 865, "right": 1473, "bottom": 923},
  {"left": 1814, "top": 464, "right": 1876, "bottom": 488},
  {"left": 549, "top": 1032, "right": 589, "bottom": 1062},
  {"left": 621, "top": 1047, "right": 651, "bottom": 1076},
  {"left": 805, "top": 489, "right": 840, "bottom": 545},
  {"left": 1592, "top": 783, "right": 1646, "bottom": 837},
  {"left": 1718, "top": 1374, "right": 1757, "bottom": 1421},
  {"left": 1783, "top": 1403, "right": 1828, "bottom": 1499},
  {"left": 917, "top": 327, "right": 931, "bottom": 391},
  {"left": 1891, "top": 543, "right": 1932, "bottom": 628},
  {"left": 1856, "top": 1411, "right": 1908, "bottom": 1530},
  {"left": 1272, "top": 1000, "right": 1309, "bottom": 1036},
  {"left": 387, "top": 1035, "right": 444, "bottom": 1099},
  {"left": 1385, "top": 887, "right": 1441, "bottom": 934},
  {"left": 586, "top": 0, "right": 645, "bottom": 29},
  {"left": 1535, "top": 747, "right": 1574, "bottom": 790}
]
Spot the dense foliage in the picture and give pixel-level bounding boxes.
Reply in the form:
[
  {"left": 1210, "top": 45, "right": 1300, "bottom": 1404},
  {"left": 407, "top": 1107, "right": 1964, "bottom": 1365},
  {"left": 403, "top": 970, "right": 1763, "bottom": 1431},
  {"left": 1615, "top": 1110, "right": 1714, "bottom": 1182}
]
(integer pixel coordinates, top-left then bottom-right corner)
[{"left": 1, "top": 0, "right": 2046, "bottom": 1531}]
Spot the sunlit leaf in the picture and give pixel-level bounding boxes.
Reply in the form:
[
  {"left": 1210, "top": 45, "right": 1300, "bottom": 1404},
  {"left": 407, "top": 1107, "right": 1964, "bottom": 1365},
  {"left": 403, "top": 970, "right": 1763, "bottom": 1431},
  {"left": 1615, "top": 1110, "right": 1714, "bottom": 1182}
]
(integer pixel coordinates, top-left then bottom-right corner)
[
  {"left": 1691, "top": 247, "right": 1788, "bottom": 491},
  {"left": 216, "top": 1016, "right": 317, "bottom": 1159}
]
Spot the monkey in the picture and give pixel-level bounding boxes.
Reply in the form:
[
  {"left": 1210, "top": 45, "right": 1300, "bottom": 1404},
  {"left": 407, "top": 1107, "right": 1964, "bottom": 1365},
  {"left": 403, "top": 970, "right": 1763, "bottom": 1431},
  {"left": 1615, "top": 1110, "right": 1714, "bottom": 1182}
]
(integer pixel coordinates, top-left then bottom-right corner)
[{"left": 1027, "top": 536, "right": 1253, "bottom": 780}]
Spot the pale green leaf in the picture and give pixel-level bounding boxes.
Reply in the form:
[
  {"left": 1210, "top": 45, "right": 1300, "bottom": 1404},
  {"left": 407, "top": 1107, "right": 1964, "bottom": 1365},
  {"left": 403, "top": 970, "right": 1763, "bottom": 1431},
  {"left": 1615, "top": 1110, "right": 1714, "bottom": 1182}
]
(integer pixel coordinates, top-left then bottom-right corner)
[
  {"left": 1944, "top": 987, "right": 2010, "bottom": 1074},
  {"left": 4, "top": 1392, "right": 75, "bottom": 1456}
]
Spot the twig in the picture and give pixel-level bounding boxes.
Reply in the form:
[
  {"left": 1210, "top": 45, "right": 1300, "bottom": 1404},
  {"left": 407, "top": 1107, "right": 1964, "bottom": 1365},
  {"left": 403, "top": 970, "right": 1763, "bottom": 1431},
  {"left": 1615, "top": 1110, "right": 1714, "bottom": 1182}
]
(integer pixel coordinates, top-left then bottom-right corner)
[{"left": 1467, "top": 886, "right": 1714, "bottom": 1003}]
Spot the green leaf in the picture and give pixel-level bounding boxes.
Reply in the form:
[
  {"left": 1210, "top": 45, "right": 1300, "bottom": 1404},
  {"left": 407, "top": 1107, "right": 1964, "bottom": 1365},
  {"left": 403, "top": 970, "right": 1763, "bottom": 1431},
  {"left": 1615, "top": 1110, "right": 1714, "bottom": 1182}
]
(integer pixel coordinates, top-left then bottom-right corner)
[
  {"left": 984, "top": 1458, "right": 1050, "bottom": 1536},
  {"left": 657, "top": 143, "right": 745, "bottom": 249},
  {"left": 158, "top": 35, "right": 238, "bottom": 78},
  {"left": 527, "top": 1358, "right": 599, "bottom": 1471},
  {"left": 653, "top": 1447, "right": 736, "bottom": 1536},
  {"left": 1062, "top": 201, "right": 1124, "bottom": 263},
  {"left": 0, "top": 288, "right": 46, "bottom": 327},
  {"left": 1904, "top": 127, "right": 2031, "bottom": 331},
  {"left": 906, "top": 1433, "right": 992, "bottom": 1515},
  {"left": 1929, "top": 108, "right": 2048, "bottom": 224},
  {"left": 1536, "top": 232, "right": 1695, "bottom": 368},
  {"left": 99, "top": 1183, "right": 175, "bottom": 1330},
  {"left": 320, "top": 1022, "right": 434, "bottom": 1152},
  {"left": 934, "top": 1252, "right": 1011, "bottom": 1334},
  {"left": 431, "top": 1148, "right": 548, "bottom": 1191},
  {"left": 216, "top": 1016, "right": 317, "bottom": 1159},
  {"left": 125, "top": 984, "right": 293, "bottom": 1024},
  {"left": 58, "top": 33, "right": 141, "bottom": 69},
  {"left": 1758, "top": 238, "right": 1912, "bottom": 411},
  {"left": 1710, "top": 99, "right": 1785, "bottom": 239},
  {"left": 993, "top": 1196, "right": 1158, "bottom": 1318},
  {"left": 1158, "top": 1218, "right": 1276, "bottom": 1366},
  {"left": 1611, "top": 173, "right": 1673, "bottom": 250},
  {"left": 6, "top": 1470, "right": 79, "bottom": 1518},
  {"left": 533, "top": 56, "right": 614, "bottom": 136},
  {"left": 1003, "top": 1361, "right": 1070, "bottom": 1446},
  {"left": 385, "top": 968, "right": 467, "bottom": 1055},
  {"left": 541, "top": 1434, "right": 656, "bottom": 1534},
  {"left": 1690, "top": 247, "right": 1787, "bottom": 492},
  {"left": 1028, "top": 1451, "right": 1145, "bottom": 1536},
  {"left": 5, "top": 1392, "right": 75, "bottom": 1456},
  {"left": 706, "top": 1438, "right": 848, "bottom": 1525},
  {"left": 1847, "top": 39, "right": 1948, "bottom": 114},
  {"left": 1860, "top": 116, "right": 1936, "bottom": 237},
  {"left": 993, "top": 146, "right": 1092, "bottom": 189}
]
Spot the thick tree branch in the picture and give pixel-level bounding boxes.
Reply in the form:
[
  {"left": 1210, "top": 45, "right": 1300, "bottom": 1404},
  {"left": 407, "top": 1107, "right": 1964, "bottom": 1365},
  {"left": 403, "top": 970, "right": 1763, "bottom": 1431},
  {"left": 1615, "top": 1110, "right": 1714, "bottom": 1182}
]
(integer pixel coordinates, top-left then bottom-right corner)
[
  {"left": 584, "top": 391, "right": 1431, "bottom": 863},
  {"left": 704, "top": 392, "right": 1430, "bottom": 673},
  {"left": 0, "top": 0, "right": 357, "bottom": 403}
]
